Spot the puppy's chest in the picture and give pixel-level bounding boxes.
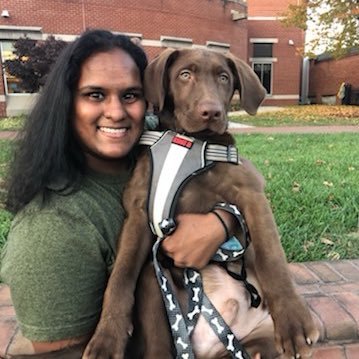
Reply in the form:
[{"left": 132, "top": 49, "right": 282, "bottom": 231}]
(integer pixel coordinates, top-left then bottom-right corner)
[{"left": 175, "top": 164, "right": 239, "bottom": 213}]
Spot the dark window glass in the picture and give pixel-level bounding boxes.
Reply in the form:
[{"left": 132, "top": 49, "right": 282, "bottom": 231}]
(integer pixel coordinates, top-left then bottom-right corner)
[{"left": 253, "top": 43, "right": 273, "bottom": 58}]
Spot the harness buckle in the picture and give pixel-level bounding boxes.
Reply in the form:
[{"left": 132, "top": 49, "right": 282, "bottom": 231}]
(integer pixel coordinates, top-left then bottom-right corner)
[{"left": 159, "top": 218, "right": 177, "bottom": 236}]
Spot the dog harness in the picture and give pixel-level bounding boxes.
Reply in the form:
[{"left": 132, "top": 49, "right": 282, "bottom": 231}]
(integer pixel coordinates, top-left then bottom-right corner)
[{"left": 139, "top": 130, "right": 260, "bottom": 359}]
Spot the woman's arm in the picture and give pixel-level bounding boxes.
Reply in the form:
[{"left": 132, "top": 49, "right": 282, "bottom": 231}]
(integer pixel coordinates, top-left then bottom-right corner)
[
  {"left": 161, "top": 210, "right": 236, "bottom": 269},
  {"left": 1, "top": 206, "right": 112, "bottom": 355}
]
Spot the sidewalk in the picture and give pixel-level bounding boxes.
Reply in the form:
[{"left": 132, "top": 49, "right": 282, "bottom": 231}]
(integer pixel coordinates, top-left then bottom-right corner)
[
  {"left": 228, "top": 123, "right": 359, "bottom": 134},
  {"left": 0, "top": 260, "right": 358, "bottom": 358}
]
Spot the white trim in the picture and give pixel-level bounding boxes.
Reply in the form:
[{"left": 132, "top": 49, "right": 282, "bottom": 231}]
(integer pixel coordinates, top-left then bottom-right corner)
[
  {"left": 250, "top": 38, "right": 278, "bottom": 43},
  {"left": 0, "top": 25, "right": 42, "bottom": 32},
  {"left": 206, "top": 41, "right": 230, "bottom": 50},
  {"left": 114, "top": 31, "right": 143, "bottom": 39},
  {"left": 43, "top": 33, "right": 77, "bottom": 41},
  {"left": 268, "top": 94, "right": 300, "bottom": 100},
  {"left": 0, "top": 95, "right": 6, "bottom": 102},
  {"left": 247, "top": 16, "right": 285, "bottom": 21},
  {"left": 160, "top": 35, "right": 193, "bottom": 48},
  {"left": 250, "top": 57, "right": 277, "bottom": 62},
  {"left": 0, "top": 26, "right": 43, "bottom": 40}
]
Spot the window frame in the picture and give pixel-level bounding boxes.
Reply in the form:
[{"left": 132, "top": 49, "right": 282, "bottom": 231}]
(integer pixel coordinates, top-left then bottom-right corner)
[
  {"left": 252, "top": 61, "right": 273, "bottom": 95},
  {"left": 1, "top": 41, "right": 30, "bottom": 95}
]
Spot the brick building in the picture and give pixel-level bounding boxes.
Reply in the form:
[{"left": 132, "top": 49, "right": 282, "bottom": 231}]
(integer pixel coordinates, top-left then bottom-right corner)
[
  {"left": 0, "top": 0, "right": 304, "bottom": 116},
  {"left": 308, "top": 51, "right": 359, "bottom": 105}
]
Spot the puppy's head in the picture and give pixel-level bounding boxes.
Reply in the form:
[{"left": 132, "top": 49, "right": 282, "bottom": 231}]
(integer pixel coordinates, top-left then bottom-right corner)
[{"left": 144, "top": 48, "right": 266, "bottom": 135}]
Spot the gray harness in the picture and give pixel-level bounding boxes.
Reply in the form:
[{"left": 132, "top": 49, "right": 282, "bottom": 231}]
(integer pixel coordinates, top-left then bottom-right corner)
[{"left": 139, "top": 130, "right": 258, "bottom": 359}]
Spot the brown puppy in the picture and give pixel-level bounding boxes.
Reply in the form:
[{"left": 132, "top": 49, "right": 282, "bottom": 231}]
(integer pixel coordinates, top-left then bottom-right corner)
[{"left": 83, "top": 49, "right": 319, "bottom": 359}]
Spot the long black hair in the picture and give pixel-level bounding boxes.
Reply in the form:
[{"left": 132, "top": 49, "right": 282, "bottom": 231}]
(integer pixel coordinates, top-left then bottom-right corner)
[{"left": 6, "top": 29, "right": 148, "bottom": 213}]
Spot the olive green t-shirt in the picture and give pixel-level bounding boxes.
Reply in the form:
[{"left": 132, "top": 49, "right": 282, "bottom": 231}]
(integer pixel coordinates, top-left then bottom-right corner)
[{"left": 1, "top": 170, "right": 131, "bottom": 341}]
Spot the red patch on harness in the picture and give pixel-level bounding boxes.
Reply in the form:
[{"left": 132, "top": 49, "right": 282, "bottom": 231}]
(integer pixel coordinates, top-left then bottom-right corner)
[{"left": 172, "top": 135, "right": 193, "bottom": 149}]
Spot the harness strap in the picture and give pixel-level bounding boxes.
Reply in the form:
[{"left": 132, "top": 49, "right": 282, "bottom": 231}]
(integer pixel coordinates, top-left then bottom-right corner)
[
  {"left": 140, "top": 130, "right": 256, "bottom": 358},
  {"left": 139, "top": 130, "right": 239, "bottom": 165},
  {"left": 152, "top": 238, "right": 196, "bottom": 359}
]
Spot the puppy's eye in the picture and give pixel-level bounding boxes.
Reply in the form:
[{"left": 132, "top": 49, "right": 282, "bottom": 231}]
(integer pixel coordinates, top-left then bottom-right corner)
[
  {"left": 179, "top": 70, "right": 191, "bottom": 80},
  {"left": 219, "top": 73, "right": 229, "bottom": 83}
]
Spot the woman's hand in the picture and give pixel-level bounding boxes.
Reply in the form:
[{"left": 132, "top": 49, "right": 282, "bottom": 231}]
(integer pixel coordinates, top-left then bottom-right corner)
[{"left": 161, "top": 210, "right": 235, "bottom": 270}]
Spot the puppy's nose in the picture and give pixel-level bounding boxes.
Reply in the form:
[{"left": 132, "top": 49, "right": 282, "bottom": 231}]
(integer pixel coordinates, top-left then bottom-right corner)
[{"left": 198, "top": 101, "right": 222, "bottom": 122}]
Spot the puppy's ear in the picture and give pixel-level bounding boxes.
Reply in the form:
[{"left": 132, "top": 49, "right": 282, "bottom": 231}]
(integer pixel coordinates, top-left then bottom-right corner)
[
  {"left": 226, "top": 52, "right": 267, "bottom": 115},
  {"left": 144, "top": 48, "right": 179, "bottom": 111}
]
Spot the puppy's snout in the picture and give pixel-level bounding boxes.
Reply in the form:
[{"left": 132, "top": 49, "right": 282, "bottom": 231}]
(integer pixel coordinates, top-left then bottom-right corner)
[{"left": 198, "top": 101, "right": 223, "bottom": 122}]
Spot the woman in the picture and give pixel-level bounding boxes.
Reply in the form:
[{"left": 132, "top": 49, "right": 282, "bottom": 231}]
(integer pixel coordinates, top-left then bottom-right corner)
[{"left": 1, "top": 29, "right": 236, "bottom": 356}]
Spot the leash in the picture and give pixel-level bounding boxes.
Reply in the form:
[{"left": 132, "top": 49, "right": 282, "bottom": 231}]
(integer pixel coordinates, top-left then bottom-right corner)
[
  {"left": 139, "top": 131, "right": 260, "bottom": 359},
  {"left": 152, "top": 233, "right": 253, "bottom": 359}
]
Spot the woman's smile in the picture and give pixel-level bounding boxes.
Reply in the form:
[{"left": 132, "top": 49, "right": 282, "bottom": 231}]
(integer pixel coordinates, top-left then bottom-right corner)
[{"left": 74, "top": 48, "right": 146, "bottom": 174}]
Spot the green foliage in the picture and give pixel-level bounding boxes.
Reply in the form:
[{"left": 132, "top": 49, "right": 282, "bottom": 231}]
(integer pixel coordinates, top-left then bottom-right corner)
[
  {"left": 236, "top": 133, "right": 359, "bottom": 262},
  {"left": 282, "top": 0, "right": 359, "bottom": 58},
  {"left": 4, "top": 36, "right": 67, "bottom": 93}
]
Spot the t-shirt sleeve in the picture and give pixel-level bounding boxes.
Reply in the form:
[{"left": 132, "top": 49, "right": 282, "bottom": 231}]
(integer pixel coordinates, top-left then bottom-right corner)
[{"left": 1, "top": 207, "right": 110, "bottom": 341}]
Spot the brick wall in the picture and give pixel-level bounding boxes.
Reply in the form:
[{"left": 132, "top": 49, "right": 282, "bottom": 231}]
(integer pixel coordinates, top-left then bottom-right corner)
[
  {"left": 247, "top": 0, "right": 305, "bottom": 105},
  {"left": 0, "top": 0, "right": 304, "bottom": 113},
  {"left": 309, "top": 53, "right": 359, "bottom": 104},
  {"left": 0, "top": 0, "right": 248, "bottom": 57},
  {"left": 248, "top": 0, "right": 300, "bottom": 17}
]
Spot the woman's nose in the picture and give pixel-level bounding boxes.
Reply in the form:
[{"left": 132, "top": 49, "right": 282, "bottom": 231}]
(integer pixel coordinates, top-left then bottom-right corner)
[{"left": 103, "top": 97, "right": 125, "bottom": 121}]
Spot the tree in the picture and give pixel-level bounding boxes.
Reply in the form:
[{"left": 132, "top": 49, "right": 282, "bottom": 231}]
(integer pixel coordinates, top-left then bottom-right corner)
[
  {"left": 4, "top": 36, "right": 68, "bottom": 93},
  {"left": 282, "top": 0, "right": 359, "bottom": 58}
]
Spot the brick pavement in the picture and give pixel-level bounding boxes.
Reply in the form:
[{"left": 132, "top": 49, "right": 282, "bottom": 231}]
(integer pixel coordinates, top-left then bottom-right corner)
[{"left": 0, "top": 259, "right": 358, "bottom": 358}]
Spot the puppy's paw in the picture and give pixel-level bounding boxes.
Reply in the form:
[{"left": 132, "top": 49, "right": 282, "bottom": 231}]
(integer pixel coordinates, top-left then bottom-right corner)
[
  {"left": 82, "top": 323, "right": 130, "bottom": 359},
  {"left": 272, "top": 297, "right": 319, "bottom": 359}
]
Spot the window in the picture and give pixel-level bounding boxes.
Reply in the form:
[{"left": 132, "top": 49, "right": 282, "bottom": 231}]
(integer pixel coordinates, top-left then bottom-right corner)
[
  {"left": 1, "top": 41, "right": 28, "bottom": 94},
  {"left": 253, "top": 63, "right": 272, "bottom": 94},
  {"left": 253, "top": 43, "right": 273, "bottom": 58}
]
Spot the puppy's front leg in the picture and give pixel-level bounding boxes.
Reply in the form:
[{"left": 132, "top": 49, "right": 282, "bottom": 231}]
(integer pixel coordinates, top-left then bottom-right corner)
[
  {"left": 243, "top": 193, "right": 319, "bottom": 358},
  {"left": 83, "top": 157, "right": 153, "bottom": 359}
]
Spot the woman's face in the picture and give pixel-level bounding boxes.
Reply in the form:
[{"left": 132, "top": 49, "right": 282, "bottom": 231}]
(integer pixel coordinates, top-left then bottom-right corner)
[{"left": 74, "top": 48, "right": 146, "bottom": 174}]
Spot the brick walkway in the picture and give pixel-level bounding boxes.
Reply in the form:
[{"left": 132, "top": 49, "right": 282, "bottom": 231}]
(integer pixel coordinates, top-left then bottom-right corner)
[{"left": 0, "top": 260, "right": 358, "bottom": 358}]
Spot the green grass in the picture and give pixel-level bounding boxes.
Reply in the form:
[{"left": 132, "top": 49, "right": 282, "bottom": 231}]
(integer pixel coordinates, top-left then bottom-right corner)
[
  {"left": 230, "top": 105, "right": 359, "bottom": 127},
  {"left": 0, "top": 116, "right": 25, "bottom": 131},
  {"left": 0, "top": 209, "right": 13, "bottom": 251},
  {"left": 0, "top": 139, "right": 15, "bottom": 255},
  {"left": 235, "top": 133, "right": 359, "bottom": 262}
]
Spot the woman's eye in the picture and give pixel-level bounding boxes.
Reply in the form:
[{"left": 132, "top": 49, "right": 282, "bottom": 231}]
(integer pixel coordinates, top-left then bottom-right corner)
[
  {"left": 122, "top": 92, "right": 142, "bottom": 103},
  {"left": 219, "top": 73, "right": 229, "bottom": 83},
  {"left": 179, "top": 70, "right": 191, "bottom": 80},
  {"left": 84, "top": 91, "right": 104, "bottom": 101}
]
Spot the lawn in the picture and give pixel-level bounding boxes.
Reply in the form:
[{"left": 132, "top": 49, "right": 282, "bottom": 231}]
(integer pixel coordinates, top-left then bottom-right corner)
[
  {"left": 0, "top": 107, "right": 358, "bottom": 263},
  {"left": 230, "top": 105, "right": 359, "bottom": 127},
  {"left": 235, "top": 132, "right": 359, "bottom": 262},
  {"left": 0, "top": 115, "right": 25, "bottom": 131},
  {"left": 0, "top": 139, "right": 15, "bottom": 251}
]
